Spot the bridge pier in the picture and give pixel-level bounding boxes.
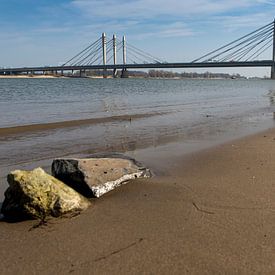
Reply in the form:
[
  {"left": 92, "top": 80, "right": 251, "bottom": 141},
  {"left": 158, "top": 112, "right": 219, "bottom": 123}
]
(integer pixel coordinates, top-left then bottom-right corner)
[
  {"left": 113, "top": 69, "right": 118, "bottom": 78},
  {"left": 271, "top": 65, "right": 275, "bottom": 80},
  {"left": 80, "top": 69, "right": 86, "bottom": 77},
  {"left": 121, "top": 68, "right": 129, "bottom": 78}
]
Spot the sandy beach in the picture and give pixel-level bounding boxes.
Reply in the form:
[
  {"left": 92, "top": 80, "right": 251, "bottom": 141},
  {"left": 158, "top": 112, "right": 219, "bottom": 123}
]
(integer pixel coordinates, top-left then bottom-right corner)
[
  {"left": 2, "top": 0, "right": 275, "bottom": 273},
  {"left": 1, "top": 127, "right": 275, "bottom": 274}
]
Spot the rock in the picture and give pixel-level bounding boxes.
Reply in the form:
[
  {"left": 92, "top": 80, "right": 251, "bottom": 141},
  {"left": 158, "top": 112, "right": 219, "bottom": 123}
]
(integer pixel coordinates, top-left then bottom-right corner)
[
  {"left": 52, "top": 155, "right": 151, "bottom": 198},
  {"left": 1, "top": 168, "right": 90, "bottom": 220}
]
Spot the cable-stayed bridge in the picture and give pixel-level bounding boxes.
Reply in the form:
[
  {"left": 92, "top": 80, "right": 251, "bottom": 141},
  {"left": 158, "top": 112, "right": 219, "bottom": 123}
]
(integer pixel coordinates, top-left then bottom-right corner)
[{"left": 1, "top": 20, "right": 275, "bottom": 78}]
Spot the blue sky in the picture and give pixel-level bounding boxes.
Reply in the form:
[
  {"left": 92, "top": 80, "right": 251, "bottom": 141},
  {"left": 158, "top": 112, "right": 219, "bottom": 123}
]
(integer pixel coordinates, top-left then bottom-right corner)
[{"left": 1, "top": 0, "right": 275, "bottom": 76}]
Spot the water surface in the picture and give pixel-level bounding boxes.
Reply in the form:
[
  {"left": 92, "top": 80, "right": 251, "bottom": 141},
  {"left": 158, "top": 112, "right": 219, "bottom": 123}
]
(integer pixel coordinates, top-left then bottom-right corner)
[{"left": 1, "top": 78, "right": 275, "bottom": 199}]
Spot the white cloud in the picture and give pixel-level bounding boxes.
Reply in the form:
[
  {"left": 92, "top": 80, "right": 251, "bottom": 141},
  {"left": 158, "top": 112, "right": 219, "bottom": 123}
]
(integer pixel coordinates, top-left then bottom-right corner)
[
  {"left": 69, "top": 0, "right": 275, "bottom": 38},
  {"left": 133, "top": 22, "right": 195, "bottom": 39},
  {"left": 71, "top": 0, "right": 267, "bottom": 19},
  {"left": 256, "top": 0, "right": 275, "bottom": 5},
  {"left": 209, "top": 12, "right": 275, "bottom": 33}
]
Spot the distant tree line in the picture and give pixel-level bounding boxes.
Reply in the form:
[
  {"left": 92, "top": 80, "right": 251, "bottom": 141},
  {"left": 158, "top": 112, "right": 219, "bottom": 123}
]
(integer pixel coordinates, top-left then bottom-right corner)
[
  {"left": 146, "top": 70, "right": 243, "bottom": 79},
  {"left": 84, "top": 69, "right": 244, "bottom": 79}
]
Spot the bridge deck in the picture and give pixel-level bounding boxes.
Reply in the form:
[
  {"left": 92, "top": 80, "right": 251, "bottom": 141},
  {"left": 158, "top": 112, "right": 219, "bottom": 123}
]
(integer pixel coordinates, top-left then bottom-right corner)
[{"left": 0, "top": 61, "right": 274, "bottom": 74}]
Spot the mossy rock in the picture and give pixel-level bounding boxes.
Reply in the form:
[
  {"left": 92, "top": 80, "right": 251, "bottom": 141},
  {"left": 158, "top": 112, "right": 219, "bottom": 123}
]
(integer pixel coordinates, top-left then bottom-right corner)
[{"left": 1, "top": 168, "right": 90, "bottom": 220}]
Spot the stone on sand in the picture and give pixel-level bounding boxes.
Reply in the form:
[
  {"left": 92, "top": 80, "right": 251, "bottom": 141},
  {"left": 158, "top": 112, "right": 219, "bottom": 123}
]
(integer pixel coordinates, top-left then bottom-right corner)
[
  {"left": 51, "top": 156, "right": 151, "bottom": 198},
  {"left": 1, "top": 168, "right": 90, "bottom": 220}
]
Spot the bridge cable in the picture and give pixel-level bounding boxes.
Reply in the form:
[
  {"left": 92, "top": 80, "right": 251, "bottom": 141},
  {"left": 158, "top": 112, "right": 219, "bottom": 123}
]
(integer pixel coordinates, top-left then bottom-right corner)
[
  {"left": 127, "top": 47, "right": 152, "bottom": 64},
  {"left": 201, "top": 25, "right": 273, "bottom": 62},
  {"left": 75, "top": 40, "right": 104, "bottom": 66},
  {"left": 106, "top": 40, "right": 123, "bottom": 64},
  {"left": 215, "top": 28, "right": 272, "bottom": 62},
  {"left": 126, "top": 42, "right": 166, "bottom": 63},
  {"left": 192, "top": 21, "right": 273, "bottom": 63},
  {"left": 62, "top": 37, "right": 101, "bottom": 66},
  {"left": 127, "top": 45, "right": 162, "bottom": 63},
  {"left": 126, "top": 45, "right": 150, "bottom": 63},
  {"left": 246, "top": 38, "right": 273, "bottom": 61},
  {"left": 66, "top": 39, "right": 102, "bottom": 66},
  {"left": 193, "top": 22, "right": 273, "bottom": 62},
  {"left": 218, "top": 31, "right": 273, "bottom": 62},
  {"left": 227, "top": 32, "right": 273, "bottom": 61},
  {"left": 235, "top": 33, "right": 273, "bottom": 61}
]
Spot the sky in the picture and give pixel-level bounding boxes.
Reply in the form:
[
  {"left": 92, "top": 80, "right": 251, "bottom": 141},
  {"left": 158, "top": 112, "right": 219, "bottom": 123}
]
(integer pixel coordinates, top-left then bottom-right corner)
[{"left": 1, "top": 0, "right": 275, "bottom": 77}]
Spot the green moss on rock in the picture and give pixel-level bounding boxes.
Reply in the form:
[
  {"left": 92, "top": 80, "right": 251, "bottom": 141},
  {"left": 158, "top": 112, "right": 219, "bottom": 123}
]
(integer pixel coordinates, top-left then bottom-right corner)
[{"left": 1, "top": 168, "right": 90, "bottom": 220}]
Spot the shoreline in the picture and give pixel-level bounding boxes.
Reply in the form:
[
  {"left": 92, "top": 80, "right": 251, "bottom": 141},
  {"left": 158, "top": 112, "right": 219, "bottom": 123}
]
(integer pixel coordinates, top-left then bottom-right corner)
[
  {"left": 1, "top": 127, "right": 275, "bottom": 273},
  {"left": 0, "top": 75, "right": 250, "bottom": 80}
]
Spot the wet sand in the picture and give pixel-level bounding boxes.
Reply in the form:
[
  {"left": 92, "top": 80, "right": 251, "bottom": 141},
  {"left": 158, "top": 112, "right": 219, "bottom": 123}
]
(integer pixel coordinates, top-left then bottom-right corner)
[
  {"left": 1, "top": 128, "right": 275, "bottom": 274},
  {"left": 0, "top": 112, "right": 167, "bottom": 136}
]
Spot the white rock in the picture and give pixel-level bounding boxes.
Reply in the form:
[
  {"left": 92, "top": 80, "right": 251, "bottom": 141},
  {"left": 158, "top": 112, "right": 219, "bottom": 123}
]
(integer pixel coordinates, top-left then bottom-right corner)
[{"left": 52, "top": 156, "right": 151, "bottom": 197}]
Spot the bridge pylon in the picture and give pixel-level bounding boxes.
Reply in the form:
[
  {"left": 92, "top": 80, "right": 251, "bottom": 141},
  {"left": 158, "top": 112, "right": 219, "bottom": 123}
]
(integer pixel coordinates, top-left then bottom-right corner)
[
  {"left": 113, "top": 34, "right": 118, "bottom": 78},
  {"left": 121, "top": 35, "right": 129, "bottom": 78},
  {"left": 271, "top": 19, "right": 275, "bottom": 79},
  {"left": 102, "top": 33, "right": 107, "bottom": 78}
]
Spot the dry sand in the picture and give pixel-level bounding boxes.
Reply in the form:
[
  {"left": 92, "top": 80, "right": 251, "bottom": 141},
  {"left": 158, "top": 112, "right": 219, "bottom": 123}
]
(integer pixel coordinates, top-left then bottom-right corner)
[{"left": 1, "top": 128, "right": 275, "bottom": 274}]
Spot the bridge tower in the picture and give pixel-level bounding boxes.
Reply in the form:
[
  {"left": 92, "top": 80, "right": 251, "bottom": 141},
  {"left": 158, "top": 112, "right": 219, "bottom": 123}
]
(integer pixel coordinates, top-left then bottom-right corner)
[
  {"left": 123, "top": 35, "right": 127, "bottom": 65},
  {"left": 272, "top": 19, "right": 275, "bottom": 79},
  {"left": 102, "top": 32, "right": 107, "bottom": 78},
  {"left": 113, "top": 34, "right": 117, "bottom": 78},
  {"left": 121, "top": 35, "right": 128, "bottom": 78}
]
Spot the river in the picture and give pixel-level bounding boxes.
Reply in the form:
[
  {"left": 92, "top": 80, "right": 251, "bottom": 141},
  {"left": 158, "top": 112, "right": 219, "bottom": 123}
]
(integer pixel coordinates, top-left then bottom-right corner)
[{"left": 1, "top": 78, "right": 275, "bottom": 199}]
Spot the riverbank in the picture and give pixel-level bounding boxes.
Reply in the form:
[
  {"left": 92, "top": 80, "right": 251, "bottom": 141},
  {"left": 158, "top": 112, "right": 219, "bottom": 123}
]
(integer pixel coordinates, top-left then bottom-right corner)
[
  {"left": 1, "top": 128, "right": 275, "bottom": 274},
  {"left": 0, "top": 75, "right": 246, "bottom": 80},
  {"left": 0, "top": 75, "right": 66, "bottom": 78}
]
